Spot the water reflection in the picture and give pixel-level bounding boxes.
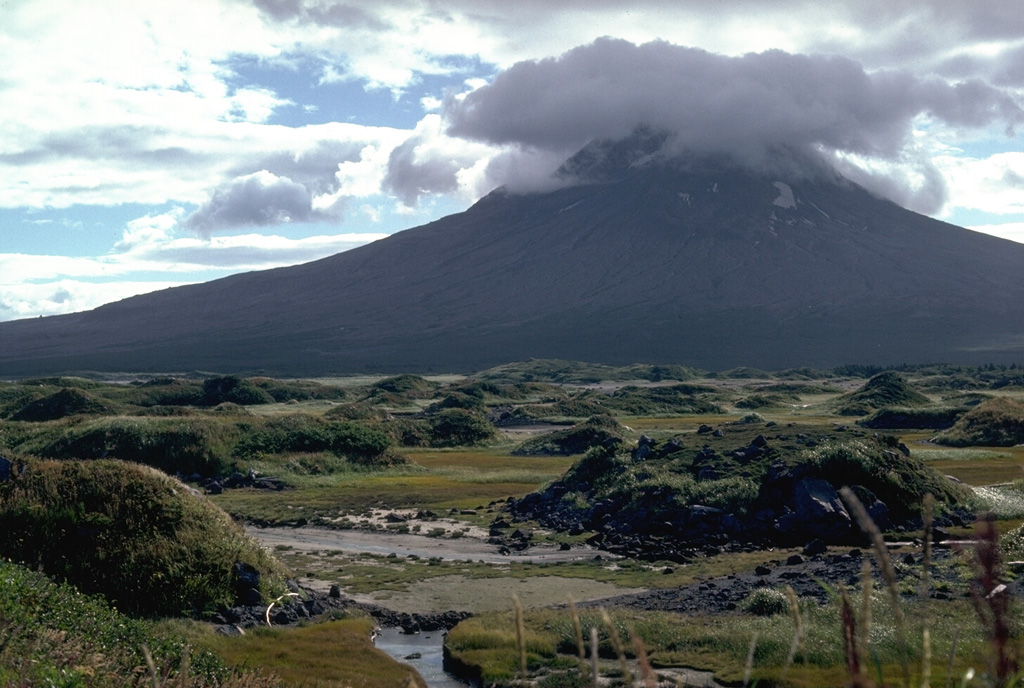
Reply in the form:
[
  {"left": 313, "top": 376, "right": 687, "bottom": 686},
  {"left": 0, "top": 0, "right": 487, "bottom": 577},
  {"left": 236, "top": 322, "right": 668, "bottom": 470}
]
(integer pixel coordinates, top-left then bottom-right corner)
[{"left": 374, "top": 626, "right": 471, "bottom": 688}]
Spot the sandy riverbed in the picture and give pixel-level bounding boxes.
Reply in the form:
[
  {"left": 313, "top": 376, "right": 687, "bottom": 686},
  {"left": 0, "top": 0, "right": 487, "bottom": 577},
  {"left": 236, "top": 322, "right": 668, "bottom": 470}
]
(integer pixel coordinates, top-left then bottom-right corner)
[{"left": 247, "top": 525, "right": 644, "bottom": 614}]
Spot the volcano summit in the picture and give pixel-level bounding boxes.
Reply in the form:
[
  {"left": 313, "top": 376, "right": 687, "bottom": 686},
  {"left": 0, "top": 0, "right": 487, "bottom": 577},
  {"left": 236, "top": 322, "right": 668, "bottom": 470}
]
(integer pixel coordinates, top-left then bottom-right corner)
[{"left": 3, "top": 134, "right": 1024, "bottom": 376}]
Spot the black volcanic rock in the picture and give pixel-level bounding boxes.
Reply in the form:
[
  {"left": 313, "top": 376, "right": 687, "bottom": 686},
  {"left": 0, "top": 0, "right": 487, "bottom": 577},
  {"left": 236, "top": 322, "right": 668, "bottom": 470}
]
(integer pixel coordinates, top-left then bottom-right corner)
[{"left": 2, "top": 142, "right": 1024, "bottom": 375}]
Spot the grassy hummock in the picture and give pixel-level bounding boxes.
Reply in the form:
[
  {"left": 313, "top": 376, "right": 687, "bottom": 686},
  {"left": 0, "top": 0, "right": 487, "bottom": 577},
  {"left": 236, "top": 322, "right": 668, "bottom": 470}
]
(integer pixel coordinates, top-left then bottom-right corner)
[
  {"left": 0, "top": 458, "right": 287, "bottom": 617},
  {"left": 934, "top": 397, "right": 1024, "bottom": 447},
  {"left": 0, "top": 559, "right": 274, "bottom": 687}
]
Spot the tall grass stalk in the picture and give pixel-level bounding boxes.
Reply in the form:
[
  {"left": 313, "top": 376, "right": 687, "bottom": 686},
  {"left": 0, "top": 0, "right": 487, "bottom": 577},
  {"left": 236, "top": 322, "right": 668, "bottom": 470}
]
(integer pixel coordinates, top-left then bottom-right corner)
[
  {"left": 742, "top": 631, "right": 760, "bottom": 688},
  {"left": 568, "top": 596, "right": 587, "bottom": 673},
  {"left": 921, "top": 494, "right": 935, "bottom": 688},
  {"left": 600, "top": 608, "right": 633, "bottom": 688},
  {"left": 513, "top": 594, "right": 527, "bottom": 682},
  {"left": 967, "top": 518, "right": 1017, "bottom": 684},
  {"left": 590, "top": 626, "right": 600, "bottom": 688},
  {"left": 842, "top": 486, "right": 911, "bottom": 687},
  {"left": 628, "top": 624, "right": 656, "bottom": 688},
  {"left": 859, "top": 559, "right": 874, "bottom": 668},
  {"left": 781, "top": 584, "right": 803, "bottom": 681},
  {"left": 945, "top": 628, "right": 961, "bottom": 688},
  {"left": 841, "top": 587, "right": 863, "bottom": 684}
]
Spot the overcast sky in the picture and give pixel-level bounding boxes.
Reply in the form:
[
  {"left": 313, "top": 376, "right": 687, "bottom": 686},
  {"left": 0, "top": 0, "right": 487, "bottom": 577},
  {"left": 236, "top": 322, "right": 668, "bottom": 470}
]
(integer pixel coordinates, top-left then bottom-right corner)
[{"left": 2, "top": 1, "right": 1024, "bottom": 321}]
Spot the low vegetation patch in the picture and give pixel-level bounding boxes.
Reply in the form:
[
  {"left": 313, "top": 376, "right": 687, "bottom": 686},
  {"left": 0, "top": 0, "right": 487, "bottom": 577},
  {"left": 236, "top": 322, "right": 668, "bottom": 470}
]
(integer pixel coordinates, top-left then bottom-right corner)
[
  {"left": 35, "top": 415, "right": 237, "bottom": 476},
  {"left": 0, "top": 458, "right": 287, "bottom": 617},
  {"left": 202, "top": 618, "right": 426, "bottom": 688},
  {"left": 10, "top": 387, "right": 116, "bottom": 421},
  {"left": 934, "top": 397, "right": 1024, "bottom": 447},
  {"left": 859, "top": 405, "right": 965, "bottom": 430},
  {"left": 831, "top": 372, "right": 930, "bottom": 416},
  {"left": 513, "top": 415, "right": 624, "bottom": 456},
  {"left": 0, "top": 560, "right": 273, "bottom": 687}
]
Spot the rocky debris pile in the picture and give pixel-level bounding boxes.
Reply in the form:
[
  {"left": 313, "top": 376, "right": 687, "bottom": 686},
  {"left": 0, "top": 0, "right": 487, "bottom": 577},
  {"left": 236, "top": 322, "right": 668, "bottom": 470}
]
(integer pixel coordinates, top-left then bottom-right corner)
[
  {"left": 592, "top": 543, "right": 979, "bottom": 617},
  {"left": 209, "top": 582, "right": 471, "bottom": 635},
  {"left": 186, "top": 468, "right": 286, "bottom": 494},
  {"left": 505, "top": 430, "right": 972, "bottom": 560}
]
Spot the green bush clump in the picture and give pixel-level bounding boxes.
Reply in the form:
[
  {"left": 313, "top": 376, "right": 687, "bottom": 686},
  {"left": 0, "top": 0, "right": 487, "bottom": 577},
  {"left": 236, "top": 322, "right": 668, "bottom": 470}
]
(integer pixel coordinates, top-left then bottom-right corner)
[
  {"left": 10, "top": 387, "right": 115, "bottom": 421},
  {"left": 0, "top": 559, "right": 243, "bottom": 686},
  {"left": 934, "top": 397, "right": 1024, "bottom": 447},
  {"left": 248, "top": 376, "right": 349, "bottom": 403},
  {"left": 427, "top": 391, "right": 487, "bottom": 412},
  {"left": 39, "top": 416, "right": 235, "bottom": 476},
  {"left": 0, "top": 459, "right": 288, "bottom": 617},
  {"left": 832, "top": 372, "right": 929, "bottom": 416},
  {"left": 126, "top": 378, "right": 205, "bottom": 406},
  {"left": 735, "top": 393, "right": 796, "bottom": 410},
  {"left": 427, "top": 408, "right": 495, "bottom": 447},
  {"left": 859, "top": 406, "right": 965, "bottom": 430},
  {"left": 602, "top": 384, "right": 722, "bottom": 415},
  {"left": 802, "top": 438, "right": 972, "bottom": 519},
  {"left": 742, "top": 588, "right": 790, "bottom": 616},
  {"left": 366, "top": 374, "right": 438, "bottom": 400},
  {"left": 234, "top": 414, "right": 393, "bottom": 463},
  {"left": 202, "top": 376, "right": 275, "bottom": 406},
  {"left": 323, "top": 402, "right": 389, "bottom": 421},
  {"left": 513, "top": 416, "right": 623, "bottom": 456}
]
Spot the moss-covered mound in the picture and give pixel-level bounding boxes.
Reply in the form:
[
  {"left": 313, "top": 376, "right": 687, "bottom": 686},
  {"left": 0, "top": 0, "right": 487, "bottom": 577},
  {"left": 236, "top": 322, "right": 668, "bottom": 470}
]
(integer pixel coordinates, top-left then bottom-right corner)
[
  {"left": 601, "top": 384, "right": 723, "bottom": 415},
  {"left": 0, "top": 559, "right": 255, "bottom": 686},
  {"left": 512, "top": 416, "right": 624, "bottom": 456},
  {"left": 36, "top": 416, "right": 236, "bottom": 476},
  {"left": 934, "top": 397, "right": 1024, "bottom": 447},
  {"left": 365, "top": 374, "right": 438, "bottom": 403},
  {"left": 832, "top": 372, "right": 930, "bottom": 416},
  {"left": 11, "top": 387, "right": 114, "bottom": 421},
  {"left": 735, "top": 392, "right": 797, "bottom": 410},
  {"left": 474, "top": 359, "right": 702, "bottom": 384},
  {"left": 508, "top": 426, "right": 972, "bottom": 556},
  {"left": 0, "top": 459, "right": 287, "bottom": 617},
  {"left": 858, "top": 406, "right": 965, "bottom": 430}
]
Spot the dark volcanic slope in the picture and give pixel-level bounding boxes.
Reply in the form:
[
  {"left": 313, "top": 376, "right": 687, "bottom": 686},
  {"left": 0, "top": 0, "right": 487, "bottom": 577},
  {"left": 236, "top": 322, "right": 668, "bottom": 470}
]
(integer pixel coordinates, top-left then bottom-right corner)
[{"left": 3, "top": 151, "right": 1024, "bottom": 375}]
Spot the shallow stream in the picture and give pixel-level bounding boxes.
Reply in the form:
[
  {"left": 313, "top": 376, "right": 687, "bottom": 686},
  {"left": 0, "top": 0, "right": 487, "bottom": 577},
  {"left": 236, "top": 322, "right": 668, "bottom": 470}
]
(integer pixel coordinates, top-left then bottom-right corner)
[{"left": 374, "top": 626, "right": 471, "bottom": 688}]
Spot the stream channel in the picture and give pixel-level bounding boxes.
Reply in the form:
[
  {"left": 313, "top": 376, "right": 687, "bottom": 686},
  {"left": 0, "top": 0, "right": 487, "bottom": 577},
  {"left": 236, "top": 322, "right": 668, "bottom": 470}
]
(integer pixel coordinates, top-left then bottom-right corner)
[{"left": 374, "top": 626, "right": 470, "bottom": 688}]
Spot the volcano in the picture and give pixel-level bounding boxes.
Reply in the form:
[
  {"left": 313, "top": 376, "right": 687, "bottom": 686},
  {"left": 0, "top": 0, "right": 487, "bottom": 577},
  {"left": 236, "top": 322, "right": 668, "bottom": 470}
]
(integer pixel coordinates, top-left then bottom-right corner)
[{"left": 3, "top": 134, "right": 1024, "bottom": 376}]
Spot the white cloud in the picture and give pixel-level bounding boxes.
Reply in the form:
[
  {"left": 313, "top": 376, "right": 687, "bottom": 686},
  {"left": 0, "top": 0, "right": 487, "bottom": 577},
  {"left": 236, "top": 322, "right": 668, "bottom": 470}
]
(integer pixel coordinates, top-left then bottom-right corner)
[
  {"left": 382, "top": 114, "right": 497, "bottom": 206},
  {"left": 0, "top": 280, "right": 190, "bottom": 321},
  {"left": 934, "top": 152, "right": 1024, "bottom": 216},
  {"left": 969, "top": 222, "right": 1024, "bottom": 243}
]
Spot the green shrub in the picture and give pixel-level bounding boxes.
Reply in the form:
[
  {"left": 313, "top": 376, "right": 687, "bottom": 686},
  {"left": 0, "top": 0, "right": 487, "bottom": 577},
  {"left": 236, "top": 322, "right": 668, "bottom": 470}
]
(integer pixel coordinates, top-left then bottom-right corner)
[
  {"left": 0, "top": 560, "right": 241, "bottom": 686},
  {"left": 831, "top": 372, "right": 929, "bottom": 415},
  {"left": 802, "top": 438, "right": 972, "bottom": 519},
  {"left": 427, "top": 408, "right": 495, "bottom": 447},
  {"left": 742, "top": 588, "right": 790, "bottom": 616},
  {"left": 126, "top": 378, "right": 205, "bottom": 406},
  {"left": 0, "top": 459, "right": 288, "bottom": 617},
  {"left": 934, "top": 397, "right": 1024, "bottom": 447},
  {"left": 427, "top": 391, "right": 486, "bottom": 412},
  {"left": 513, "top": 416, "right": 622, "bottom": 456},
  {"left": 10, "top": 387, "right": 114, "bottom": 421},
  {"left": 40, "top": 416, "right": 235, "bottom": 476},
  {"left": 202, "top": 376, "right": 274, "bottom": 406},
  {"left": 367, "top": 374, "right": 438, "bottom": 398},
  {"left": 234, "top": 415, "right": 392, "bottom": 463},
  {"left": 603, "top": 384, "right": 722, "bottom": 415},
  {"left": 859, "top": 406, "right": 965, "bottom": 430}
]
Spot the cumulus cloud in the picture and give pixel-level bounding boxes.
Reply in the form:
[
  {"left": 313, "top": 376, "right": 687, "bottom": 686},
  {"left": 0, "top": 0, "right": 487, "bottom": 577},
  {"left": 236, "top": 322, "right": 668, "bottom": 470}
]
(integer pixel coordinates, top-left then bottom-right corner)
[
  {"left": 182, "top": 171, "right": 335, "bottom": 235},
  {"left": 447, "top": 39, "right": 1022, "bottom": 160},
  {"left": 382, "top": 115, "right": 495, "bottom": 206},
  {"left": 442, "top": 38, "right": 1024, "bottom": 206}
]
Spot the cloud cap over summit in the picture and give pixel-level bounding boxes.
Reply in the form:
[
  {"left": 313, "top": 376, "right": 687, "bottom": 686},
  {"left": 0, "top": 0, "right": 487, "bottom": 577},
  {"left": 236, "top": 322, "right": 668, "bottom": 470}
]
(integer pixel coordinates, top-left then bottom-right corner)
[{"left": 445, "top": 38, "right": 1024, "bottom": 211}]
